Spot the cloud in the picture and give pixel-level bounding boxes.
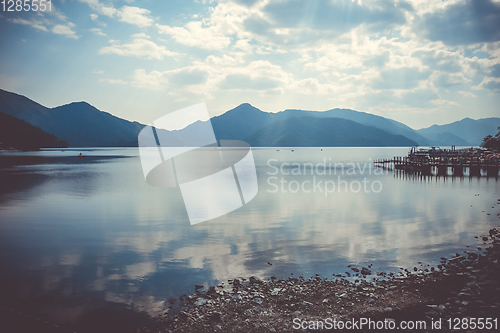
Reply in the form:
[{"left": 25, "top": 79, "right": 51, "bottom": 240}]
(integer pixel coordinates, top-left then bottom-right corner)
[
  {"left": 90, "top": 14, "right": 98, "bottom": 20},
  {"left": 413, "top": 50, "right": 463, "bottom": 73},
  {"left": 78, "top": 0, "right": 117, "bottom": 17},
  {"left": 220, "top": 73, "right": 282, "bottom": 91},
  {"left": 132, "top": 69, "right": 168, "bottom": 91},
  {"left": 100, "top": 78, "right": 127, "bottom": 85},
  {"left": 473, "top": 77, "right": 500, "bottom": 92},
  {"left": 90, "top": 28, "right": 106, "bottom": 36},
  {"left": 99, "top": 36, "right": 177, "bottom": 59},
  {"left": 7, "top": 18, "right": 48, "bottom": 32},
  {"left": 483, "top": 79, "right": 500, "bottom": 91},
  {"left": 157, "top": 21, "right": 231, "bottom": 50},
  {"left": 458, "top": 91, "right": 477, "bottom": 98},
  {"left": 363, "top": 51, "right": 390, "bottom": 68},
  {"left": 44, "top": 3, "right": 69, "bottom": 21},
  {"left": 371, "top": 67, "right": 431, "bottom": 90},
  {"left": 169, "top": 68, "right": 210, "bottom": 86},
  {"left": 482, "top": 41, "right": 500, "bottom": 58},
  {"left": 260, "top": 0, "right": 407, "bottom": 36},
  {"left": 131, "top": 33, "right": 149, "bottom": 39},
  {"left": 130, "top": 67, "right": 210, "bottom": 92},
  {"left": 117, "top": 6, "right": 154, "bottom": 28},
  {"left": 489, "top": 63, "right": 500, "bottom": 78},
  {"left": 233, "top": 0, "right": 260, "bottom": 7},
  {"left": 214, "top": 60, "right": 293, "bottom": 93},
  {"left": 100, "top": 6, "right": 117, "bottom": 17},
  {"left": 129, "top": 59, "right": 292, "bottom": 98},
  {"left": 362, "top": 88, "right": 441, "bottom": 108},
  {"left": 430, "top": 99, "right": 460, "bottom": 107},
  {"left": 52, "top": 23, "right": 78, "bottom": 39},
  {"left": 415, "top": 0, "right": 500, "bottom": 45},
  {"left": 433, "top": 72, "right": 469, "bottom": 88}
]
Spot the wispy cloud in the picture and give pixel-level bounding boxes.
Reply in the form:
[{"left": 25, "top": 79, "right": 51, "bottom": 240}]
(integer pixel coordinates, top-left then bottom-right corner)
[
  {"left": 117, "top": 6, "right": 154, "bottom": 28},
  {"left": 99, "top": 35, "right": 177, "bottom": 59},
  {"left": 473, "top": 77, "right": 500, "bottom": 93},
  {"left": 7, "top": 18, "right": 48, "bottom": 32},
  {"left": 52, "top": 23, "right": 78, "bottom": 39},
  {"left": 90, "top": 28, "right": 106, "bottom": 36},
  {"left": 430, "top": 99, "right": 460, "bottom": 107},
  {"left": 459, "top": 91, "right": 477, "bottom": 98},
  {"left": 80, "top": 1, "right": 153, "bottom": 27},
  {"left": 100, "top": 78, "right": 127, "bottom": 85},
  {"left": 78, "top": 0, "right": 117, "bottom": 17},
  {"left": 131, "top": 69, "right": 168, "bottom": 91},
  {"left": 157, "top": 22, "right": 230, "bottom": 50}
]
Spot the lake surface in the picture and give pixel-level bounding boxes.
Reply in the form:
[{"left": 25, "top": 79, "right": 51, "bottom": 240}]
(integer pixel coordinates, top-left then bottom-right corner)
[{"left": 0, "top": 147, "right": 499, "bottom": 332}]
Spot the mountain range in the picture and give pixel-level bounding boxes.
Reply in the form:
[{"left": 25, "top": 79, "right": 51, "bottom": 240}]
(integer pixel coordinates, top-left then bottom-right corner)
[
  {"left": 0, "top": 88, "right": 498, "bottom": 149},
  {"left": 416, "top": 118, "right": 500, "bottom": 147},
  {"left": 0, "top": 89, "right": 143, "bottom": 147}
]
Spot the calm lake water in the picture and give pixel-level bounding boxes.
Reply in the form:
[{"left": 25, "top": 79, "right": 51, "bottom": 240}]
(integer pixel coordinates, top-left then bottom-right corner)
[{"left": 0, "top": 147, "right": 499, "bottom": 332}]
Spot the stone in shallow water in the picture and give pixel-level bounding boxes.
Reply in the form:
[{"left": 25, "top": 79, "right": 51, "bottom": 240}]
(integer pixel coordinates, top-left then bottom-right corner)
[
  {"left": 249, "top": 276, "right": 261, "bottom": 284},
  {"left": 194, "top": 298, "right": 208, "bottom": 306}
]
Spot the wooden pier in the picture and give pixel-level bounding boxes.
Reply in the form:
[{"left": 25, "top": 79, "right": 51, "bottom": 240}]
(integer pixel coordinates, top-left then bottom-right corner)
[{"left": 374, "top": 147, "right": 500, "bottom": 177}]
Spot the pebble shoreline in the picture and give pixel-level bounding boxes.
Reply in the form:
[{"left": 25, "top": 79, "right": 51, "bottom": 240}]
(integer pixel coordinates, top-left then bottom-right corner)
[{"left": 138, "top": 225, "right": 500, "bottom": 333}]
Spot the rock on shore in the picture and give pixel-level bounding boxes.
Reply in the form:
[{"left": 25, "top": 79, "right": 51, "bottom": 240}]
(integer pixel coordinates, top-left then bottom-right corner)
[{"left": 139, "top": 227, "right": 500, "bottom": 332}]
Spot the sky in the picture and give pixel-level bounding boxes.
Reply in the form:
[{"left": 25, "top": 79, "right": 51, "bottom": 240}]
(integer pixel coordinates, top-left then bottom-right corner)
[{"left": 0, "top": 0, "right": 499, "bottom": 129}]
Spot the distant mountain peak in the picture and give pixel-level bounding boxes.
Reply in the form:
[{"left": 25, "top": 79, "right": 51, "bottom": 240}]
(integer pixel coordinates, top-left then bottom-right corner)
[
  {"left": 57, "top": 101, "right": 95, "bottom": 109},
  {"left": 218, "top": 103, "right": 266, "bottom": 118},
  {"left": 237, "top": 102, "right": 254, "bottom": 107},
  {"left": 231, "top": 102, "right": 262, "bottom": 112}
]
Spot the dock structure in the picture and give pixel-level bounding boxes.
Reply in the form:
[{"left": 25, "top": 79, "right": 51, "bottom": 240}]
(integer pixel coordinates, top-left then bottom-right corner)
[{"left": 374, "top": 146, "right": 500, "bottom": 177}]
